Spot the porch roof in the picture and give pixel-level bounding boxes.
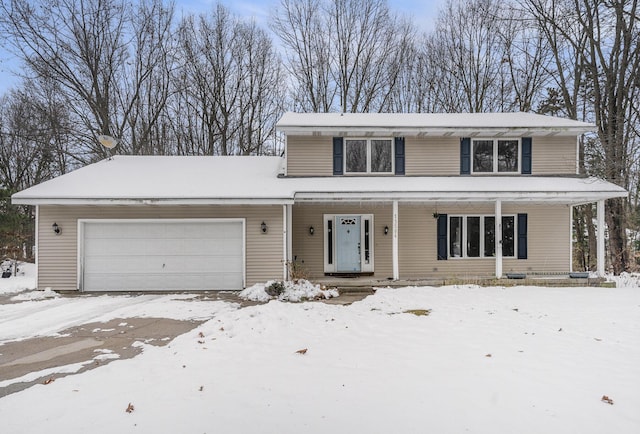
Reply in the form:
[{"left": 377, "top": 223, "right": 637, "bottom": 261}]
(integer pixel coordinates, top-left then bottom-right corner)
[
  {"left": 288, "top": 175, "right": 627, "bottom": 205},
  {"left": 11, "top": 155, "right": 626, "bottom": 206},
  {"left": 276, "top": 112, "right": 596, "bottom": 137}
]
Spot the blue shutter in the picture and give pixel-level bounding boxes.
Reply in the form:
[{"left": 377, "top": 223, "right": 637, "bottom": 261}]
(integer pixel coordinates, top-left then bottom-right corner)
[
  {"left": 333, "top": 137, "right": 343, "bottom": 175},
  {"left": 460, "top": 138, "right": 471, "bottom": 174},
  {"left": 437, "top": 214, "right": 448, "bottom": 260},
  {"left": 394, "top": 137, "right": 405, "bottom": 175},
  {"left": 517, "top": 213, "right": 528, "bottom": 259},
  {"left": 521, "top": 137, "right": 532, "bottom": 174}
]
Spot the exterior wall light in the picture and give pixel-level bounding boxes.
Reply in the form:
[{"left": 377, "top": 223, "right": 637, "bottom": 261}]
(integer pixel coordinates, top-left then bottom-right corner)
[
  {"left": 52, "top": 222, "right": 61, "bottom": 235},
  {"left": 309, "top": 226, "right": 314, "bottom": 235},
  {"left": 384, "top": 225, "right": 389, "bottom": 235},
  {"left": 261, "top": 221, "right": 267, "bottom": 234}
]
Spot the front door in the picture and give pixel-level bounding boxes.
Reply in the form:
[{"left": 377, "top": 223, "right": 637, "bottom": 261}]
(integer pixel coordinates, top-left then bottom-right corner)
[{"left": 336, "top": 216, "right": 361, "bottom": 272}]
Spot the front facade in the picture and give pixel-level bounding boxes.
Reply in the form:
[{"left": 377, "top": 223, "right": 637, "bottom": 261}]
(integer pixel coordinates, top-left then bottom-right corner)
[{"left": 13, "top": 113, "right": 627, "bottom": 292}]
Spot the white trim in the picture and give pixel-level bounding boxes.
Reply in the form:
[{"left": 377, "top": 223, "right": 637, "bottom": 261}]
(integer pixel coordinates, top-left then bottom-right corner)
[
  {"left": 282, "top": 205, "right": 288, "bottom": 280},
  {"left": 284, "top": 134, "right": 289, "bottom": 177},
  {"left": 392, "top": 200, "right": 399, "bottom": 280},
  {"left": 569, "top": 205, "right": 574, "bottom": 273},
  {"left": 14, "top": 198, "right": 294, "bottom": 206},
  {"left": 495, "top": 200, "right": 502, "bottom": 278},
  {"left": 470, "top": 138, "right": 521, "bottom": 175},
  {"left": 323, "top": 214, "right": 375, "bottom": 273},
  {"left": 293, "top": 190, "right": 626, "bottom": 203},
  {"left": 576, "top": 136, "right": 580, "bottom": 175},
  {"left": 77, "top": 218, "right": 246, "bottom": 292},
  {"left": 34, "top": 205, "right": 39, "bottom": 289},
  {"left": 286, "top": 204, "right": 292, "bottom": 280},
  {"left": 597, "top": 200, "right": 605, "bottom": 277}
]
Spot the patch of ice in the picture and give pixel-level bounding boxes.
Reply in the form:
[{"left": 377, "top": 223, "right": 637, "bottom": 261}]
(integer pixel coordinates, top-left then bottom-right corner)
[{"left": 0, "top": 360, "right": 92, "bottom": 388}]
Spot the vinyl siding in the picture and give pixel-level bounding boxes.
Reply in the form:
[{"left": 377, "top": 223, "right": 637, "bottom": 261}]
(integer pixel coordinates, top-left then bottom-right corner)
[
  {"left": 286, "top": 135, "right": 333, "bottom": 176},
  {"left": 286, "top": 135, "right": 577, "bottom": 176},
  {"left": 532, "top": 136, "right": 577, "bottom": 174},
  {"left": 405, "top": 136, "right": 460, "bottom": 175},
  {"left": 292, "top": 203, "right": 393, "bottom": 279},
  {"left": 399, "top": 203, "right": 570, "bottom": 278},
  {"left": 293, "top": 202, "right": 569, "bottom": 279},
  {"left": 37, "top": 205, "right": 284, "bottom": 291}
]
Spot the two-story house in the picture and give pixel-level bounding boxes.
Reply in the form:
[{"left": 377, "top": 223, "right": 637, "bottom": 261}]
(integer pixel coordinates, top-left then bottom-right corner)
[{"left": 12, "top": 112, "right": 627, "bottom": 292}]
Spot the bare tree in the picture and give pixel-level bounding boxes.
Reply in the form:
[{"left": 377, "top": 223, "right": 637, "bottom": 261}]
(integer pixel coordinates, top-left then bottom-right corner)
[
  {"left": 527, "top": 0, "right": 640, "bottom": 273},
  {"left": 174, "top": 3, "right": 285, "bottom": 155},
  {"left": 271, "top": 0, "right": 334, "bottom": 112},
  {"left": 272, "top": 0, "right": 416, "bottom": 113}
]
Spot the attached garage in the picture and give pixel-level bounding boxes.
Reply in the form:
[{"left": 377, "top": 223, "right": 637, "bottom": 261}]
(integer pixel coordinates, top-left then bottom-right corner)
[{"left": 79, "top": 219, "right": 245, "bottom": 291}]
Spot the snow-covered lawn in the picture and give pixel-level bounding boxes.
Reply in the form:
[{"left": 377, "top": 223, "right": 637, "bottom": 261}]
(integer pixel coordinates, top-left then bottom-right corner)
[{"left": 1, "top": 267, "right": 639, "bottom": 433}]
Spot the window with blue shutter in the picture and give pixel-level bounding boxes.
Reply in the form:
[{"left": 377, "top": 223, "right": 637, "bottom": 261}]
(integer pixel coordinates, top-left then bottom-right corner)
[
  {"left": 521, "top": 137, "right": 532, "bottom": 174},
  {"left": 394, "top": 137, "right": 405, "bottom": 175},
  {"left": 333, "top": 137, "right": 343, "bottom": 175},
  {"left": 517, "top": 213, "right": 528, "bottom": 259},
  {"left": 437, "top": 214, "right": 448, "bottom": 260},
  {"left": 460, "top": 138, "right": 471, "bottom": 174}
]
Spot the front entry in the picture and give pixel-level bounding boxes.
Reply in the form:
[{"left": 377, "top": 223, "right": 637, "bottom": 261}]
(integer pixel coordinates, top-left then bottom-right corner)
[
  {"left": 336, "top": 216, "right": 361, "bottom": 272},
  {"left": 323, "top": 214, "right": 374, "bottom": 274}
]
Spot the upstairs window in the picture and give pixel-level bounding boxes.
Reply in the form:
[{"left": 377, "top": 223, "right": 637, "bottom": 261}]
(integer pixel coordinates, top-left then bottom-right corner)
[
  {"left": 472, "top": 139, "right": 520, "bottom": 174},
  {"left": 345, "top": 138, "right": 393, "bottom": 174}
]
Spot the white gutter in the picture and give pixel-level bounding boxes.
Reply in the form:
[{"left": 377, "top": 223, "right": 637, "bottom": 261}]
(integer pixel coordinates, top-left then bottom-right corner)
[{"left": 12, "top": 197, "right": 295, "bottom": 206}]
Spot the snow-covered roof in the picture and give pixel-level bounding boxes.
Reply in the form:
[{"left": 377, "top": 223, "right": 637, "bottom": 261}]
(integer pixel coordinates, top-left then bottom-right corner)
[
  {"left": 276, "top": 112, "right": 595, "bottom": 137},
  {"left": 12, "top": 156, "right": 291, "bottom": 205},
  {"left": 12, "top": 156, "right": 626, "bottom": 206}
]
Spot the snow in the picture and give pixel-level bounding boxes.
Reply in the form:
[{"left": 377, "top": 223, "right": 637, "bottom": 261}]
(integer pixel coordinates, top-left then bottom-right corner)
[
  {"left": 239, "top": 279, "right": 339, "bottom": 302},
  {"left": 277, "top": 111, "right": 595, "bottom": 134},
  {"left": 1, "top": 269, "right": 639, "bottom": 433},
  {"left": 0, "top": 262, "right": 36, "bottom": 294},
  {"left": 11, "top": 155, "right": 626, "bottom": 206}
]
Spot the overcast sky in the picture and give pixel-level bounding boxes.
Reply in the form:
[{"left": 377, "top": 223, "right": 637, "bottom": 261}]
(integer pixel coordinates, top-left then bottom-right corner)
[{"left": 0, "top": 0, "right": 444, "bottom": 94}]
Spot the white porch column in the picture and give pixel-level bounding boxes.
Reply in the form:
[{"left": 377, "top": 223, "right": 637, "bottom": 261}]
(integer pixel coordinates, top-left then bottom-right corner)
[
  {"left": 597, "top": 199, "right": 605, "bottom": 277},
  {"left": 392, "top": 200, "right": 399, "bottom": 280},
  {"left": 495, "top": 199, "right": 503, "bottom": 278},
  {"left": 283, "top": 204, "right": 293, "bottom": 280}
]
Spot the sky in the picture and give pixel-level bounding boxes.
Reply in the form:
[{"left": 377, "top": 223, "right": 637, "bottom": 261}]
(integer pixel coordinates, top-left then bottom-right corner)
[{"left": 0, "top": 0, "right": 444, "bottom": 94}]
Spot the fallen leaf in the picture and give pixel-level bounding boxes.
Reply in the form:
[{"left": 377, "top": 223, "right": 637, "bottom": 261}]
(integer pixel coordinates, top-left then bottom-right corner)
[
  {"left": 126, "top": 403, "right": 135, "bottom": 413},
  {"left": 296, "top": 348, "right": 308, "bottom": 355},
  {"left": 198, "top": 332, "right": 205, "bottom": 338},
  {"left": 199, "top": 386, "right": 204, "bottom": 392},
  {"left": 601, "top": 395, "right": 614, "bottom": 405},
  {"left": 198, "top": 340, "right": 205, "bottom": 344},
  {"left": 485, "top": 354, "right": 492, "bottom": 357},
  {"left": 43, "top": 377, "right": 55, "bottom": 385},
  {"left": 219, "top": 327, "right": 224, "bottom": 331},
  {"left": 594, "top": 338, "right": 602, "bottom": 341}
]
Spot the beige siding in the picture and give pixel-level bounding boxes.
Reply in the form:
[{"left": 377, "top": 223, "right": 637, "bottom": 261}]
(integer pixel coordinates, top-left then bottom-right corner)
[
  {"left": 292, "top": 203, "right": 393, "bottom": 279},
  {"left": 399, "top": 203, "right": 570, "bottom": 278},
  {"left": 286, "top": 135, "right": 333, "bottom": 176},
  {"left": 532, "top": 136, "right": 576, "bottom": 174},
  {"left": 405, "top": 136, "right": 459, "bottom": 175},
  {"left": 37, "top": 205, "right": 284, "bottom": 291},
  {"left": 286, "top": 135, "right": 577, "bottom": 177},
  {"left": 293, "top": 202, "right": 569, "bottom": 280}
]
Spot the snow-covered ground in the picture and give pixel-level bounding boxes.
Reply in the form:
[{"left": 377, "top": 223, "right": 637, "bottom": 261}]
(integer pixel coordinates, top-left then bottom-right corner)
[{"left": 1, "top": 265, "right": 639, "bottom": 433}]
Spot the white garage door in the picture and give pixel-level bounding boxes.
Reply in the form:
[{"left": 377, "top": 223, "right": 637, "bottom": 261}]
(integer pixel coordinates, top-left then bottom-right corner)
[{"left": 81, "top": 219, "right": 244, "bottom": 291}]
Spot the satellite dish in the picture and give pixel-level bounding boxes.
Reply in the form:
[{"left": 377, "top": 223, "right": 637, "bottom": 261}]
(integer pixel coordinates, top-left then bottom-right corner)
[{"left": 98, "top": 135, "right": 118, "bottom": 149}]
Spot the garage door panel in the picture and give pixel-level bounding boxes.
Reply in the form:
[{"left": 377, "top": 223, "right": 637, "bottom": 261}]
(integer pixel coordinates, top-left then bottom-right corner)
[{"left": 82, "top": 220, "right": 244, "bottom": 291}]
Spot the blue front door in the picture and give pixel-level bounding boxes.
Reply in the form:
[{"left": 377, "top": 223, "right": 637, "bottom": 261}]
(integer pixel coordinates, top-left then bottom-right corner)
[{"left": 336, "top": 216, "right": 361, "bottom": 272}]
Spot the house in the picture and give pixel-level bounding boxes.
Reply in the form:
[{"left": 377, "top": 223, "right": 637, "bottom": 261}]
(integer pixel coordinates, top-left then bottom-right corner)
[{"left": 12, "top": 112, "right": 627, "bottom": 292}]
